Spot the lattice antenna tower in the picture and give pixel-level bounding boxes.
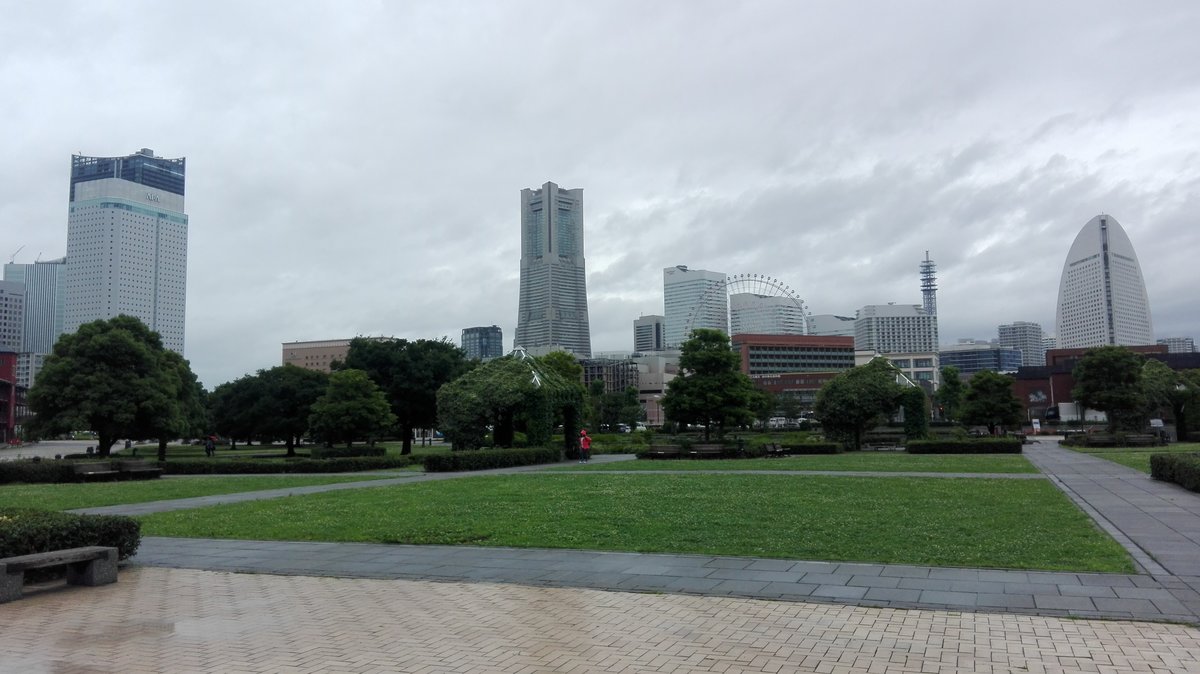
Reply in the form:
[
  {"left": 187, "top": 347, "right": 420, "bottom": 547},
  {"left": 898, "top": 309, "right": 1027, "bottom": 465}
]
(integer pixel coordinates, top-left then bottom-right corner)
[{"left": 920, "top": 251, "right": 937, "bottom": 316}]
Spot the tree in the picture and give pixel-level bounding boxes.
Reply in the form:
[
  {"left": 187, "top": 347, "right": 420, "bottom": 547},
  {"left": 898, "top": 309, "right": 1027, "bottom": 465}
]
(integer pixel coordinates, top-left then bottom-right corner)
[
  {"left": 208, "top": 375, "right": 264, "bottom": 448},
  {"left": 151, "top": 350, "right": 208, "bottom": 461},
  {"left": 1142, "top": 361, "right": 1200, "bottom": 439},
  {"left": 256, "top": 365, "right": 329, "bottom": 456},
  {"left": 308, "top": 369, "right": 396, "bottom": 447},
  {"left": 340, "top": 337, "right": 473, "bottom": 454},
  {"left": 27, "top": 315, "right": 181, "bottom": 457},
  {"left": 935, "top": 366, "right": 966, "bottom": 421},
  {"left": 813, "top": 358, "right": 903, "bottom": 450},
  {"left": 1072, "top": 346, "right": 1146, "bottom": 431},
  {"left": 661, "top": 329, "right": 757, "bottom": 440},
  {"left": 960, "top": 370, "right": 1023, "bottom": 434}
]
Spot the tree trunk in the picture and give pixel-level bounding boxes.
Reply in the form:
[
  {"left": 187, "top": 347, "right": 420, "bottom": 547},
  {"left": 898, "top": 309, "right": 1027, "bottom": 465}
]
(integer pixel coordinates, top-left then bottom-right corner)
[
  {"left": 230, "top": 439, "right": 237, "bottom": 450},
  {"left": 96, "top": 433, "right": 115, "bottom": 458},
  {"left": 157, "top": 438, "right": 167, "bottom": 462},
  {"left": 285, "top": 436, "right": 296, "bottom": 457},
  {"left": 401, "top": 424, "right": 413, "bottom": 455}
]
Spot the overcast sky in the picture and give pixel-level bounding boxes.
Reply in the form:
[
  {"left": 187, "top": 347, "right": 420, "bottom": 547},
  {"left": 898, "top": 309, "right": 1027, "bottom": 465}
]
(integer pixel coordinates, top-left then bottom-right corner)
[{"left": 2, "top": 1, "right": 1198, "bottom": 388}]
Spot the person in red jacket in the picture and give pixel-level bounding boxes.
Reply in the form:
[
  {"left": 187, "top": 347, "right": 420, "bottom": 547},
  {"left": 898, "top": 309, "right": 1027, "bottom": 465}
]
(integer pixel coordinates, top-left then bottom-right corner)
[{"left": 579, "top": 429, "right": 592, "bottom": 463}]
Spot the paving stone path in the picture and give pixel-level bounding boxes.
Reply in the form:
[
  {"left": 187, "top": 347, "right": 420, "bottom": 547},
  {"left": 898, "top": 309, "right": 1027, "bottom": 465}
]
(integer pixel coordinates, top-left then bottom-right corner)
[{"left": 85, "top": 444, "right": 1200, "bottom": 624}]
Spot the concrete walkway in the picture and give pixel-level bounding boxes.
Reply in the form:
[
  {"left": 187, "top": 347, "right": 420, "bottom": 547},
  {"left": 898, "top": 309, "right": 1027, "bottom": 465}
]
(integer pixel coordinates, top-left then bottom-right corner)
[{"left": 84, "top": 446, "right": 1200, "bottom": 624}]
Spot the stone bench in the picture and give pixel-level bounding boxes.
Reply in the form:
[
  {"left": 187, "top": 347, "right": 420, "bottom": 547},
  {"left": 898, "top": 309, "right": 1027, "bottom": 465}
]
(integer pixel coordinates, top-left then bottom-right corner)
[
  {"left": 72, "top": 461, "right": 119, "bottom": 481},
  {"left": 117, "top": 460, "right": 163, "bottom": 479},
  {"left": 0, "top": 546, "right": 118, "bottom": 603}
]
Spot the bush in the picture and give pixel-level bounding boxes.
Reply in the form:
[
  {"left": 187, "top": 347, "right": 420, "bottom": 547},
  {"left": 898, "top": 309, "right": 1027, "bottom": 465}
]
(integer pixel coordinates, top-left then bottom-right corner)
[
  {"left": 160, "top": 456, "right": 413, "bottom": 474},
  {"left": 308, "top": 446, "right": 387, "bottom": 460},
  {"left": 0, "top": 460, "right": 78, "bottom": 485},
  {"left": 424, "top": 447, "right": 560, "bottom": 472},
  {"left": 1150, "top": 452, "right": 1200, "bottom": 492},
  {"left": 905, "top": 439, "right": 1022, "bottom": 454},
  {"left": 0, "top": 508, "right": 141, "bottom": 560}
]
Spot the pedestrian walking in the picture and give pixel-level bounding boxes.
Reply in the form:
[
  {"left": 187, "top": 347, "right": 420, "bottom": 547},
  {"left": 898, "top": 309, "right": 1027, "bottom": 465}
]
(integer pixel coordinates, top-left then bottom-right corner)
[
  {"left": 579, "top": 429, "right": 591, "bottom": 463},
  {"left": 204, "top": 436, "right": 216, "bottom": 458}
]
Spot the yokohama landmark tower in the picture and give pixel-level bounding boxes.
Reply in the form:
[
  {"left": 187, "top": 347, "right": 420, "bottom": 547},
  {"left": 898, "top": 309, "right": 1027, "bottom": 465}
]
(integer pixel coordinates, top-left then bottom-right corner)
[{"left": 514, "top": 182, "right": 592, "bottom": 357}]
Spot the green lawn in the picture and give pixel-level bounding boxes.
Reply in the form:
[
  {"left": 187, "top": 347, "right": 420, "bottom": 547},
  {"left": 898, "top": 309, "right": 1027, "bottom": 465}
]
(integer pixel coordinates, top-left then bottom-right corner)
[
  {"left": 553, "top": 453, "right": 1039, "bottom": 473},
  {"left": 0, "top": 475, "right": 395, "bottom": 511},
  {"left": 1072, "top": 443, "right": 1200, "bottom": 474},
  {"left": 138, "top": 473, "right": 1132, "bottom": 572}
]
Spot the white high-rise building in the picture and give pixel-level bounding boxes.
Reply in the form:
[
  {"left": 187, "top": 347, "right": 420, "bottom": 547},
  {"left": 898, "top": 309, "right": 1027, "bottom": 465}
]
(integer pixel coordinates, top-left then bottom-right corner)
[
  {"left": 729, "top": 293, "right": 806, "bottom": 335},
  {"left": 64, "top": 149, "right": 188, "bottom": 353},
  {"left": 998, "top": 321, "right": 1046, "bottom": 367},
  {"left": 3, "top": 257, "right": 66, "bottom": 354},
  {"left": 1055, "top": 214, "right": 1153, "bottom": 350},
  {"left": 633, "top": 315, "right": 665, "bottom": 353},
  {"left": 854, "top": 304, "right": 938, "bottom": 354},
  {"left": 663, "top": 266, "right": 727, "bottom": 348},
  {"left": 0, "top": 281, "right": 25, "bottom": 352},
  {"left": 1158, "top": 337, "right": 1196, "bottom": 354},
  {"left": 514, "top": 182, "right": 591, "bottom": 357}
]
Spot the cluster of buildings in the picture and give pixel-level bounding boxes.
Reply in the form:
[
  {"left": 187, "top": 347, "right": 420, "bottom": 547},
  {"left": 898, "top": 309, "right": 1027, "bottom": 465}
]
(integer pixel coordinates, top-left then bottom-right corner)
[{"left": 2, "top": 149, "right": 189, "bottom": 441}]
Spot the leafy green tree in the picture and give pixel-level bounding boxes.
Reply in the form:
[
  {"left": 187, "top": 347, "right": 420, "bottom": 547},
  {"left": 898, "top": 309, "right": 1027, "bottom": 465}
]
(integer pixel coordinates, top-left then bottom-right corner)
[
  {"left": 1142, "top": 361, "right": 1200, "bottom": 438},
  {"left": 586, "top": 378, "right": 606, "bottom": 430},
  {"left": 538, "top": 351, "right": 584, "bottom": 384},
  {"left": 813, "top": 358, "right": 904, "bottom": 450},
  {"left": 900, "top": 387, "right": 930, "bottom": 439},
  {"left": 27, "top": 315, "right": 181, "bottom": 457},
  {"left": 935, "top": 366, "right": 966, "bottom": 421},
  {"left": 308, "top": 369, "right": 396, "bottom": 447},
  {"left": 661, "top": 329, "right": 757, "bottom": 440},
  {"left": 152, "top": 350, "right": 209, "bottom": 461},
  {"left": 1072, "top": 346, "right": 1146, "bottom": 431},
  {"left": 256, "top": 365, "right": 329, "bottom": 456},
  {"left": 340, "top": 337, "right": 473, "bottom": 454},
  {"left": 960, "top": 370, "right": 1023, "bottom": 434},
  {"left": 750, "top": 389, "right": 776, "bottom": 430},
  {"left": 208, "top": 374, "right": 264, "bottom": 448}
]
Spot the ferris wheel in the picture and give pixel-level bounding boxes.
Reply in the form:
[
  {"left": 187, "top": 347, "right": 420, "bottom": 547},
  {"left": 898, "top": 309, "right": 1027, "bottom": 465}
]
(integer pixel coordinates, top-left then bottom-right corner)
[{"left": 684, "top": 273, "right": 809, "bottom": 338}]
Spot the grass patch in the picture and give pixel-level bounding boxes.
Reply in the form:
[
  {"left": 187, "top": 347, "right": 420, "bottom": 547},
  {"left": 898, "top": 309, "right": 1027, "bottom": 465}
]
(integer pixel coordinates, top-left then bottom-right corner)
[
  {"left": 552, "top": 453, "right": 1039, "bottom": 473},
  {"left": 139, "top": 473, "right": 1131, "bottom": 572},
  {"left": 0, "top": 475, "right": 395, "bottom": 511},
  {"left": 1072, "top": 443, "right": 1200, "bottom": 474}
]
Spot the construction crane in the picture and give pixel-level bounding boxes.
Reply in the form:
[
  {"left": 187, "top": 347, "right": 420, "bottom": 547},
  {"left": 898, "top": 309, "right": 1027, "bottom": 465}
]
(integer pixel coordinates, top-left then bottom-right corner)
[{"left": 8, "top": 245, "right": 23, "bottom": 264}]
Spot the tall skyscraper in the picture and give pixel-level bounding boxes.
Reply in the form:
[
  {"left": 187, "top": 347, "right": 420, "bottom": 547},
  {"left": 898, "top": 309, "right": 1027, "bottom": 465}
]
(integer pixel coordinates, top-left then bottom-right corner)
[
  {"left": 854, "top": 304, "right": 938, "bottom": 354},
  {"left": 514, "top": 182, "right": 591, "bottom": 357},
  {"left": 998, "top": 321, "right": 1046, "bottom": 367},
  {"left": 462, "top": 325, "right": 504, "bottom": 360},
  {"left": 1055, "top": 214, "right": 1153, "bottom": 350},
  {"left": 0, "top": 281, "right": 25, "bottom": 353},
  {"left": 729, "top": 293, "right": 805, "bottom": 335},
  {"left": 663, "top": 265, "right": 727, "bottom": 348},
  {"left": 633, "top": 315, "right": 666, "bottom": 353},
  {"left": 3, "top": 257, "right": 66, "bottom": 354},
  {"left": 64, "top": 149, "right": 188, "bottom": 353}
]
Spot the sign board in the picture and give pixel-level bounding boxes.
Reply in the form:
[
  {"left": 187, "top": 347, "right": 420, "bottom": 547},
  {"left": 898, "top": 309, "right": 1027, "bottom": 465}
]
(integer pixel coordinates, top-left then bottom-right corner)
[{"left": 1031, "top": 419, "right": 1041, "bottom": 434}]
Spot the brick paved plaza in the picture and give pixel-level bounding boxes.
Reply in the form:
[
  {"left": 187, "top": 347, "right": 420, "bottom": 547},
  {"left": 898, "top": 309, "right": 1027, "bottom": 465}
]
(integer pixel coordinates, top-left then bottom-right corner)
[{"left": 3, "top": 566, "right": 1199, "bottom": 674}]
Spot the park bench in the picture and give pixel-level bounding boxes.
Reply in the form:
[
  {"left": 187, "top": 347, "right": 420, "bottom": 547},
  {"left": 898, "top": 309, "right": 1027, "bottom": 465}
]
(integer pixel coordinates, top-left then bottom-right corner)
[
  {"left": 687, "top": 443, "right": 725, "bottom": 459},
  {"left": 643, "top": 445, "right": 682, "bottom": 459},
  {"left": 0, "top": 546, "right": 118, "bottom": 603},
  {"left": 116, "top": 460, "right": 163, "bottom": 479},
  {"left": 1124, "top": 434, "right": 1160, "bottom": 447},
  {"left": 1083, "top": 434, "right": 1118, "bottom": 447},
  {"left": 764, "top": 443, "right": 787, "bottom": 457},
  {"left": 72, "top": 462, "right": 119, "bottom": 481}
]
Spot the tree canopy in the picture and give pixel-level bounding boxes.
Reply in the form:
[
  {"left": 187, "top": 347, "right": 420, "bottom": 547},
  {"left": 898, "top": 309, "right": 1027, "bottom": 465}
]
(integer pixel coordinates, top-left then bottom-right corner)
[
  {"left": 935, "top": 366, "right": 966, "bottom": 421},
  {"left": 813, "top": 358, "right": 904, "bottom": 450},
  {"left": 1072, "top": 346, "right": 1146, "bottom": 431},
  {"left": 1142, "top": 360, "right": 1200, "bottom": 438},
  {"left": 960, "top": 370, "right": 1023, "bottom": 434},
  {"left": 27, "top": 315, "right": 197, "bottom": 457},
  {"left": 661, "top": 329, "right": 757, "bottom": 440},
  {"left": 339, "top": 337, "right": 473, "bottom": 454},
  {"left": 308, "top": 369, "right": 396, "bottom": 447}
]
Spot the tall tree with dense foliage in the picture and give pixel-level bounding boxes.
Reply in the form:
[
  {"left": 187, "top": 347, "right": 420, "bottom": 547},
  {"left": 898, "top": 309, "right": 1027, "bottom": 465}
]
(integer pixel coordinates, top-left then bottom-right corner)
[
  {"left": 308, "top": 369, "right": 396, "bottom": 447},
  {"left": 935, "top": 366, "right": 966, "bottom": 421},
  {"left": 960, "top": 370, "right": 1023, "bottom": 435},
  {"left": 661, "top": 329, "right": 757, "bottom": 440},
  {"left": 208, "top": 374, "right": 264, "bottom": 448},
  {"left": 27, "top": 315, "right": 183, "bottom": 457},
  {"left": 257, "top": 365, "right": 330, "bottom": 455},
  {"left": 1072, "top": 346, "right": 1147, "bottom": 431},
  {"left": 152, "top": 350, "right": 209, "bottom": 461},
  {"left": 1142, "top": 360, "right": 1200, "bottom": 438},
  {"left": 813, "top": 358, "right": 904, "bottom": 450},
  {"left": 340, "top": 337, "right": 473, "bottom": 454}
]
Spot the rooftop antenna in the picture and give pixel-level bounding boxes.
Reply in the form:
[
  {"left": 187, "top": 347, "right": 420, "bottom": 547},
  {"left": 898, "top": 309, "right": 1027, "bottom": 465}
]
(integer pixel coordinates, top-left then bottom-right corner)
[
  {"left": 8, "top": 245, "right": 24, "bottom": 264},
  {"left": 920, "top": 250, "right": 937, "bottom": 316}
]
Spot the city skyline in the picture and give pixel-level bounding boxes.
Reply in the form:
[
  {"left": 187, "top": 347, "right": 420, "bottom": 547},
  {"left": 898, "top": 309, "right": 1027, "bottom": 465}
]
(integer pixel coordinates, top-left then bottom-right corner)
[{"left": 1, "top": 2, "right": 1198, "bottom": 388}]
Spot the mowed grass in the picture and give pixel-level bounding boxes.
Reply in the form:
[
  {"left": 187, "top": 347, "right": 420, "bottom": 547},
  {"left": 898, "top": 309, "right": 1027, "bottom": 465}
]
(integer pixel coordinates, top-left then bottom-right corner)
[
  {"left": 553, "top": 453, "right": 1038, "bottom": 473},
  {"left": 0, "top": 475, "right": 395, "bottom": 511},
  {"left": 139, "top": 473, "right": 1132, "bottom": 572},
  {"left": 1072, "top": 442, "right": 1200, "bottom": 474}
]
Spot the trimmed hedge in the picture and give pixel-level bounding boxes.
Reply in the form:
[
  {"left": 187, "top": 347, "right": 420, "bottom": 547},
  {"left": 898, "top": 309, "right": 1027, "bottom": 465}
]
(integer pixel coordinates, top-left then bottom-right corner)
[
  {"left": 424, "top": 447, "right": 561, "bottom": 472},
  {"left": 0, "top": 508, "right": 142, "bottom": 561},
  {"left": 160, "top": 456, "right": 414, "bottom": 474},
  {"left": 0, "top": 460, "right": 77, "bottom": 485},
  {"left": 308, "top": 446, "right": 387, "bottom": 460},
  {"left": 1150, "top": 452, "right": 1200, "bottom": 493},
  {"left": 905, "top": 439, "right": 1022, "bottom": 454}
]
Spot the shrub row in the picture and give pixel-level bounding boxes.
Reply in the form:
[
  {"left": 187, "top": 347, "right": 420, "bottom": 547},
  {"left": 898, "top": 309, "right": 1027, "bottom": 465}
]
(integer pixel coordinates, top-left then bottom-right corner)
[
  {"left": 0, "top": 508, "right": 141, "bottom": 560},
  {"left": 159, "top": 456, "right": 414, "bottom": 474},
  {"left": 0, "top": 460, "right": 77, "bottom": 485},
  {"left": 1150, "top": 452, "right": 1200, "bottom": 493},
  {"left": 424, "top": 447, "right": 560, "bottom": 472},
  {"left": 905, "top": 439, "right": 1022, "bottom": 454},
  {"left": 308, "top": 446, "right": 387, "bottom": 460}
]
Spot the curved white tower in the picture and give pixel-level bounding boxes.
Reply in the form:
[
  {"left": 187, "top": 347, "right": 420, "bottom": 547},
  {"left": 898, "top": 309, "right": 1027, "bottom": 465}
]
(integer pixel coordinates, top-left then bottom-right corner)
[{"left": 1055, "top": 214, "right": 1153, "bottom": 349}]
